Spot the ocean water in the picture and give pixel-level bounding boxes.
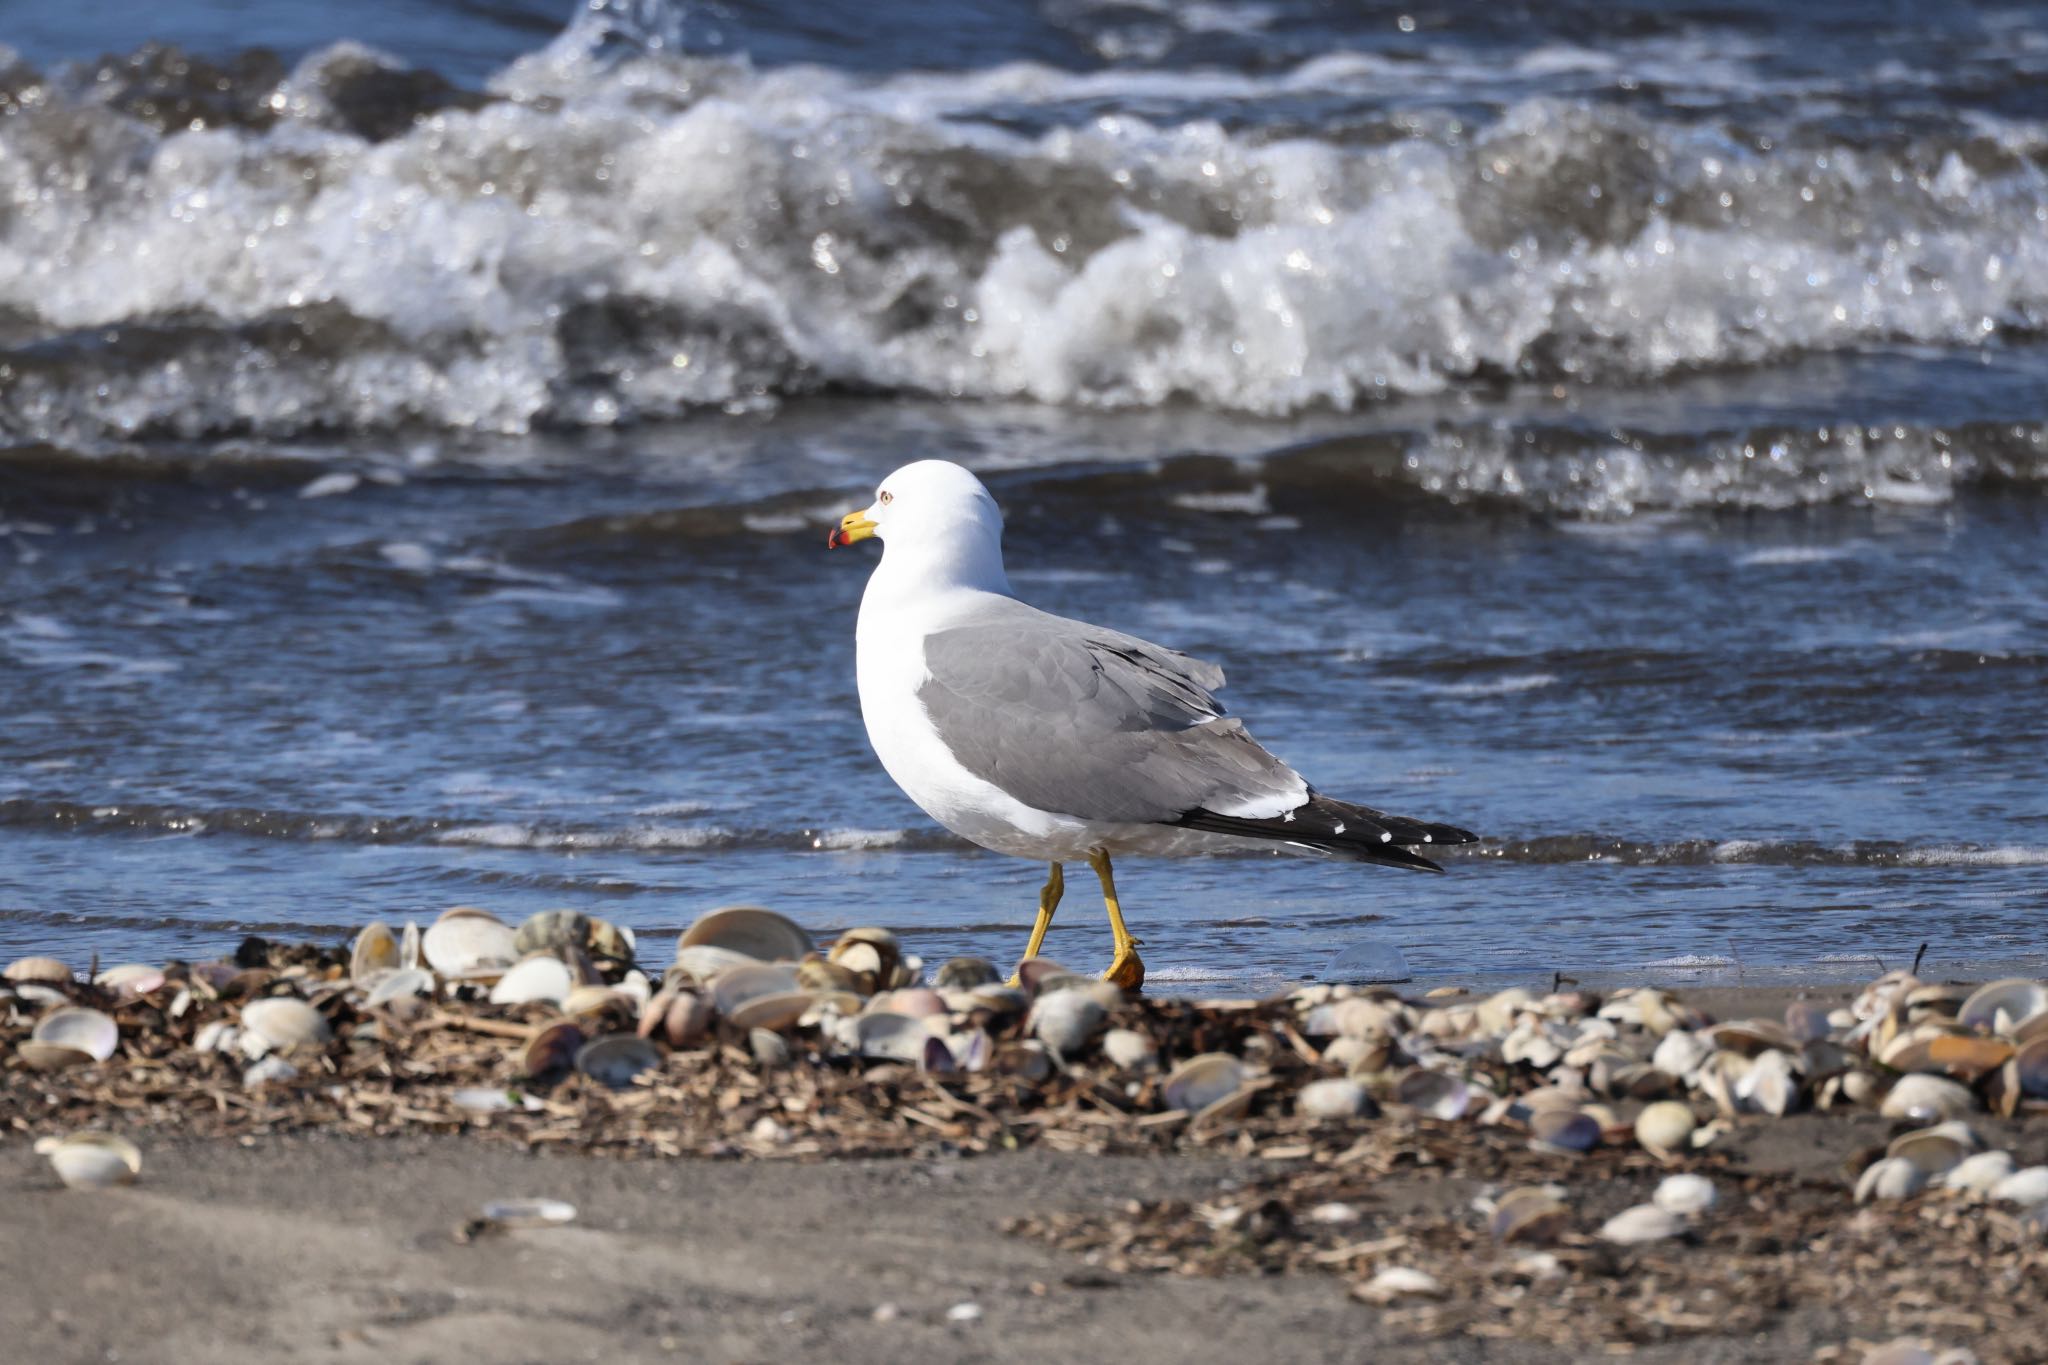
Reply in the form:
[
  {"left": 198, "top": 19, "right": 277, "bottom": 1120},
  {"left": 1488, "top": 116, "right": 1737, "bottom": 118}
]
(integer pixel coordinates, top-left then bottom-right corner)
[{"left": 2, "top": 0, "right": 2044, "bottom": 993}]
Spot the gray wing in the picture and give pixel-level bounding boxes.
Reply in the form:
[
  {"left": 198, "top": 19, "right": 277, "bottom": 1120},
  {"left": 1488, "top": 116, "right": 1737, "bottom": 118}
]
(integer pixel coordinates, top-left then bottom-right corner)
[{"left": 916, "top": 600, "right": 1306, "bottom": 825}]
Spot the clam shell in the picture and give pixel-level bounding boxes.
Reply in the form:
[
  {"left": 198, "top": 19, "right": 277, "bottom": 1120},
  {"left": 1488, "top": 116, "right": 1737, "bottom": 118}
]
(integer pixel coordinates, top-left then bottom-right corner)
[
  {"left": 709, "top": 962, "right": 803, "bottom": 1016},
  {"left": 363, "top": 967, "right": 434, "bottom": 1007},
  {"left": 17, "top": 1041, "right": 95, "bottom": 1071},
  {"left": 240, "top": 998, "right": 332, "bottom": 1052},
  {"left": 1634, "top": 1100, "right": 1697, "bottom": 1153},
  {"left": 399, "top": 920, "right": 422, "bottom": 969},
  {"left": 1783, "top": 999, "right": 1833, "bottom": 1043},
  {"left": 573, "top": 1033, "right": 662, "bottom": 1088},
  {"left": 523, "top": 1022, "right": 584, "bottom": 1079},
  {"left": 933, "top": 957, "right": 1000, "bottom": 990},
  {"left": 36, "top": 1133, "right": 142, "bottom": 1190},
  {"left": 350, "top": 922, "right": 401, "bottom": 984},
  {"left": 513, "top": 909, "right": 590, "bottom": 957},
  {"left": 1651, "top": 1029, "right": 1710, "bottom": 1079},
  {"left": 649, "top": 989, "right": 712, "bottom": 1047},
  {"left": 1526, "top": 1108, "right": 1600, "bottom": 1154},
  {"left": 1886, "top": 1122, "right": 1978, "bottom": 1175},
  {"left": 1395, "top": 1068, "right": 1473, "bottom": 1120},
  {"left": 1879, "top": 1073, "right": 1975, "bottom": 1121},
  {"left": 749, "top": 1028, "right": 792, "bottom": 1067},
  {"left": 2017, "top": 1036, "right": 2048, "bottom": 1099},
  {"left": 1489, "top": 1186, "right": 1568, "bottom": 1243},
  {"left": 32, "top": 1007, "right": 119, "bottom": 1062},
  {"left": 679, "top": 906, "right": 811, "bottom": 963},
  {"left": 587, "top": 918, "right": 636, "bottom": 963},
  {"left": 673, "top": 944, "right": 756, "bottom": 983},
  {"left": 561, "top": 985, "right": 625, "bottom": 1016},
  {"left": 1939, "top": 1149, "right": 2016, "bottom": 1194},
  {"left": 1854, "top": 1155, "right": 1928, "bottom": 1203},
  {"left": 1297, "top": 1078, "right": 1375, "bottom": 1120},
  {"left": 1029, "top": 990, "right": 1105, "bottom": 1057},
  {"left": 1101, "top": 1028, "right": 1158, "bottom": 1071},
  {"left": 1733, "top": 1048, "right": 1799, "bottom": 1116},
  {"left": 5, "top": 956, "right": 72, "bottom": 984},
  {"left": 1652, "top": 1173, "right": 1716, "bottom": 1217},
  {"left": 1599, "top": 1204, "right": 1685, "bottom": 1245},
  {"left": 1990, "top": 1166, "right": 2048, "bottom": 1207},
  {"left": 1704, "top": 1018, "right": 1797, "bottom": 1056},
  {"left": 422, "top": 907, "right": 518, "bottom": 977},
  {"left": 875, "top": 986, "right": 948, "bottom": 1019},
  {"left": 1356, "top": 1267, "right": 1441, "bottom": 1303},
  {"left": 726, "top": 991, "right": 813, "bottom": 1033},
  {"left": 1958, "top": 978, "right": 2048, "bottom": 1035},
  {"left": 1162, "top": 1053, "right": 1245, "bottom": 1113},
  {"left": 853, "top": 1011, "right": 930, "bottom": 1063},
  {"left": 94, "top": 964, "right": 164, "bottom": 996},
  {"left": 489, "top": 955, "right": 575, "bottom": 1007}
]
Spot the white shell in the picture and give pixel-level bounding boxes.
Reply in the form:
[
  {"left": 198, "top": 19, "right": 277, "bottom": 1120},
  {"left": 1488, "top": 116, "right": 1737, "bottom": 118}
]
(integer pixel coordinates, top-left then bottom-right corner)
[
  {"left": 725, "top": 991, "right": 813, "bottom": 1033},
  {"left": 489, "top": 956, "right": 575, "bottom": 1006},
  {"left": 364, "top": 967, "right": 434, "bottom": 1007},
  {"left": 1162, "top": 1053, "right": 1245, "bottom": 1113},
  {"left": 1990, "top": 1166, "right": 2048, "bottom": 1207},
  {"left": 36, "top": 1134, "right": 142, "bottom": 1190},
  {"left": 481, "top": 1198, "right": 576, "bottom": 1226},
  {"left": 1651, "top": 1029, "right": 1710, "bottom": 1079},
  {"left": 32, "top": 1007, "right": 119, "bottom": 1062},
  {"left": 243, "top": 1055, "right": 299, "bottom": 1087},
  {"left": 677, "top": 906, "right": 812, "bottom": 963},
  {"left": 1028, "top": 991, "right": 1105, "bottom": 1057},
  {"left": 1939, "top": 1150, "right": 2017, "bottom": 1193},
  {"left": 1356, "top": 1267, "right": 1442, "bottom": 1303},
  {"left": 853, "top": 1011, "right": 930, "bottom": 1063},
  {"left": 709, "top": 962, "right": 803, "bottom": 1016},
  {"left": 1733, "top": 1048, "right": 1799, "bottom": 1116},
  {"left": 1958, "top": 978, "right": 2048, "bottom": 1035},
  {"left": 240, "top": 998, "right": 332, "bottom": 1052},
  {"left": 1854, "top": 1156, "right": 1929, "bottom": 1203},
  {"left": 1634, "top": 1101, "right": 1697, "bottom": 1153},
  {"left": 422, "top": 908, "right": 518, "bottom": 977},
  {"left": 1599, "top": 1204, "right": 1685, "bottom": 1245},
  {"left": 94, "top": 964, "right": 165, "bottom": 995},
  {"left": 5, "top": 956, "right": 73, "bottom": 984},
  {"left": 350, "top": 922, "right": 401, "bottom": 984},
  {"left": 1879, "top": 1073, "right": 1975, "bottom": 1121},
  {"left": 673, "top": 944, "right": 758, "bottom": 983},
  {"left": 1395, "top": 1069, "right": 1473, "bottom": 1120},
  {"left": 1296, "top": 1078, "right": 1372, "bottom": 1120},
  {"left": 1101, "top": 1028, "right": 1158, "bottom": 1071},
  {"left": 1886, "top": 1121, "right": 1978, "bottom": 1174},
  {"left": 1652, "top": 1174, "right": 1717, "bottom": 1217}
]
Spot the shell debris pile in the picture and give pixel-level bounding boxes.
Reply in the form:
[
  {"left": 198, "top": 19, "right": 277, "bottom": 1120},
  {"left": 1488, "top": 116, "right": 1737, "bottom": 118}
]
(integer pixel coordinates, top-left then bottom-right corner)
[{"left": 5, "top": 913, "right": 2046, "bottom": 1352}]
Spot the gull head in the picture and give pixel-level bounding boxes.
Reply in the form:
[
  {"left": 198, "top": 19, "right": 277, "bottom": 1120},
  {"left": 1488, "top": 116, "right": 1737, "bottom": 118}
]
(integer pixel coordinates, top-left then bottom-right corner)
[{"left": 827, "top": 460, "right": 1004, "bottom": 555}]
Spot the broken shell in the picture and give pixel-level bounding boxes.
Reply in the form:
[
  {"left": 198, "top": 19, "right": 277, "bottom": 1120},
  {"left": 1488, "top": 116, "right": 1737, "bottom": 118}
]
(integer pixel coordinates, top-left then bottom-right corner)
[
  {"left": 32, "top": 1007, "right": 119, "bottom": 1062},
  {"left": 1356, "top": 1267, "right": 1442, "bottom": 1304},
  {"left": 243, "top": 1055, "right": 299, "bottom": 1087},
  {"left": 481, "top": 1198, "right": 576, "bottom": 1227},
  {"left": 1101, "top": 1028, "right": 1158, "bottom": 1071},
  {"left": 574, "top": 1034, "right": 662, "bottom": 1087},
  {"left": 1298, "top": 1078, "right": 1375, "bottom": 1120},
  {"left": 240, "top": 998, "right": 331, "bottom": 1051},
  {"left": 363, "top": 967, "right": 433, "bottom": 1008},
  {"left": 350, "top": 923, "right": 401, "bottom": 984},
  {"left": 490, "top": 956, "right": 575, "bottom": 1007},
  {"left": 523, "top": 1022, "right": 584, "bottom": 1079},
  {"left": 1653, "top": 1173, "right": 1716, "bottom": 1217},
  {"left": 1634, "top": 1100, "right": 1697, "bottom": 1154},
  {"left": 1527, "top": 1108, "right": 1601, "bottom": 1154},
  {"left": 680, "top": 906, "right": 811, "bottom": 962},
  {"left": 452, "top": 1087, "right": 543, "bottom": 1114},
  {"left": 1395, "top": 1068, "right": 1473, "bottom": 1121},
  {"left": 1855, "top": 1156, "right": 1928, "bottom": 1203},
  {"left": 1162, "top": 1053, "right": 1246, "bottom": 1113},
  {"left": 422, "top": 907, "right": 518, "bottom": 977},
  {"left": 1958, "top": 978, "right": 2048, "bottom": 1035},
  {"left": 1029, "top": 990, "right": 1106, "bottom": 1057},
  {"left": 726, "top": 990, "right": 814, "bottom": 1033},
  {"left": 1599, "top": 1204, "right": 1685, "bottom": 1245},
  {"left": 1879, "top": 1073, "right": 1976, "bottom": 1121},
  {"left": 1939, "top": 1150, "right": 2016, "bottom": 1194},
  {"left": 5, "top": 956, "right": 72, "bottom": 984},
  {"left": 513, "top": 909, "right": 590, "bottom": 957},
  {"left": 1990, "top": 1166, "right": 2048, "bottom": 1207},
  {"left": 1475, "top": 987, "right": 1536, "bottom": 1036},
  {"left": 933, "top": 957, "right": 1000, "bottom": 989},
  {"left": 1489, "top": 1186, "right": 1569, "bottom": 1243},
  {"left": 36, "top": 1133, "right": 142, "bottom": 1190},
  {"left": 1734, "top": 1048, "right": 1799, "bottom": 1116}
]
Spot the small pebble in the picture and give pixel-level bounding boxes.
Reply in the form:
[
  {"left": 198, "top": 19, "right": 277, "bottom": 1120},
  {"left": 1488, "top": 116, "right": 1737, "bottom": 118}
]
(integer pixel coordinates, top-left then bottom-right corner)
[{"left": 945, "top": 1302, "right": 983, "bottom": 1324}]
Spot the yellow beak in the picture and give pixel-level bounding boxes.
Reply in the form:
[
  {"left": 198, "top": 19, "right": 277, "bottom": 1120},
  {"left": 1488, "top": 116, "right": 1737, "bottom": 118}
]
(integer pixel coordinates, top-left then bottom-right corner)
[{"left": 827, "top": 509, "right": 877, "bottom": 549}]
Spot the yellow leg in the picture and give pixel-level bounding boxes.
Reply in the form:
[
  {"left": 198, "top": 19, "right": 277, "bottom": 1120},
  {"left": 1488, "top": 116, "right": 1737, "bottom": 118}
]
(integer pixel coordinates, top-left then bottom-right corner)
[
  {"left": 1088, "top": 848, "right": 1145, "bottom": 992},
  {"left": 1008, "top": 862, "right": 1064, "bottom": 985}
]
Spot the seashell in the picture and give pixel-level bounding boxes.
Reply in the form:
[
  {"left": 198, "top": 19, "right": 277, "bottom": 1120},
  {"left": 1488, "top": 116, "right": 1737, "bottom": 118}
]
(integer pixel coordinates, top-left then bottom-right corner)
[
  {"left": 490, "top": 956, "right": 575, "bottom": 1007},
  {"left": 796, "top": 955, "right": 863, "bottom": 995},
  {"left": 350, "top": 923, "right": 401, "bottom": 984},
  {"left": 1599, "top": 1204, "right": 1685, "bottom": 1245},
  {"left": 32, "top": 1007, "right": 120, "bottom": 1062},
  {"left": 513, "top": 909, "right": 590, "bottom": 957},
  {"left": 727, "top": 990, "right": 814, "bottom": 1033},
  {"left": 877, "top": 987, "right": 948, "bottom": 1019},
  {"left": 1332, "top": 1036, "right": 1398, "bottom": 1076},
  {"left": 1879, "top": 1073, "right": 1975, "bottom": 1121},
  {"left": 1602, "top": 1062, "right": 1673, "bottom": 1100},
  {"left": 709, "top": 962, "right": 803, "bottom": 1016},
  {"left": 1939, "top": 1150, "right": 2016, "bottom": 1194},
  {"left": 1526, "top": 1108, "right": 1600, "bottom": 1154},
  {"left": 1475, "top": 987, "right": 1536, "bottom": 1036},
  {"left": 1704, "top": 1018, "right": 1797, "bottom": 1056},
  {"left": 995, "top": 1039, "right": 1053, "bottom": 1082},
  {"left": 364, "top": 967, "right": 433, "bottom": 1007},
  {"left": 1801, "top": 1038, "right": 1854, "bottom": 1082},
  {"left": 1634, "top": 1100, "right": 1697, "bottom": 1154},
  {"left": 1102, "top": 1028, "right": 1158, "bottom": 1071},
  {"left": 574, "top": 1033, "right": 663, "bottom": 1088},
  {"left": 1653, "top": 1173, "right": 1716, "bottom": 1217},
  {"left": 831, "top": 942, "right": 885, "bottom": 989},
  {"left": 933, "top": 957, "right": 1000, "bottom": 990},
  {"left": 832, "top": 926, "right": 910, "bottom": 988},
  {"left": 587, "top": 919, "right": 636, "bottom": 964},
  {"left": 1880, "top": 1027, "right": 2013, "bottom": 1082},
  {"left": 1489, "top": 1186, "right": 1568, "bottom": 1243},
  {"left": 964, "top": 984, "right": 1029, "bottom": 1019},
  {"left": 643, "top": 989, "right": 712, "bottom": 1047},
  {"left": 239, "top": 998, "right": 331, "bottom": 1052},
  {"left": 1162, "top": 1053, "right": 1246, "bottom": 1113},
  {"left": 852, "top": 1012, "right": 929, "bottom": 1063},
  {"left": 1651, "top": 1029, "right": 1710, "bottom": 1080},
  {"left": 399, "top": 920, "right": 421, "bottom": 969},
  {"left": 94, "top": 964, "right": 165, "bottom": 996},
  {"left": 523, "top": 1022, "right": 584, "bottom": 1079},
  {"left": 193, "top": 1021, "right": 239, "bottom": 1054},
  {"left": 1037, "top": 975, "right": 1123, "bottom": 1010},
  {"left": 679, "top": 906, "right": 812, "bottom": 963},
  {"left": 243, "top": 1055, "right": 299, "bottom": 1087},
  {"left": 1854, "top": 1156, "right": 1928, "bottom": 1203},
  {"left": 561, "top": 985, "right": 626, "bottom": 1016},
  {"left": 749, "top": 1028, "right": 791, "bottom": 1068},
  {"left": 1886, "top": 1122, "right": 1977, "bottom": 1175},
  {"left": 480, "top": 1198, "right": 576, "bottom": 1227},
  {"left": 1014, "top": 957, "right": 1082, "bottom": 995},
  {"left": 615, "top": 969, "right": 651, "bottom": 1006},
  {"left": 422, "top": 907, "right": 518, "bottom": 977},
  {"left": 451, "top": 1087, "right": 543, "bottom": 1114},
  {"left": 1958, "top": 979, "right": 2048, "bottom": 1036},
  {"left": 673, "top": 944, "right": 756, "bottom": 983},
  {"left": 2017, "top": 1036, "right": 2048, "bottom": 1099},
  {"left": 1395, "top": 1068, "right": 1473, "bottom": 1120},
  {"left": 1297, "top": 1078, "right": 1375, "bottom": 1120},
  {"left": 1783, "top": 999, "right": 1833, "bottom": 1044},
  {"left": 1854, "top": 970, "right": 1921, "bottom": 1021},
  {"left": 948, "top": 1028, "right": 993, "bottom": 1073},
  {"left": 1323, "top": 997, "right": 1400, "bottom": 1041},
  {"left": 1990, "top": 1166, "right": 2048, "bottom": 1207},
  {"left": 1355, "top": 1267, "right": 1441, "bottom": 1304},
  {"left": 1734, "top": 1048, "right": 1799, "bottom": 1116},
  {"left": 1029, "top": 990, "right": 1106, "bottom": 1057},
  {"left": 5, "top": 956, "right": 72, "bottom": 984},
  {"left": 36, "top": 1133, "right": 142, "bottom": 1190},
  {"left": 1500, "top": 1019, "right": 1564, "bottom": 1069}
]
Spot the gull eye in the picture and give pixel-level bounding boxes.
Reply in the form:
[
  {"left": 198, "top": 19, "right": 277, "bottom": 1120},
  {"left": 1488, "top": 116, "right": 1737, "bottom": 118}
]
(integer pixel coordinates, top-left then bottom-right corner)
[{"left": 879, "top": 490, "right": 893, "bottom": 505}]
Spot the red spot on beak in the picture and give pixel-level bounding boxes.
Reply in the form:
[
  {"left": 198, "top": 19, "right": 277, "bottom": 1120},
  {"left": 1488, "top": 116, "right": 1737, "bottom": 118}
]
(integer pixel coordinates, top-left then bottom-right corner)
[{"left": 827, "top": 526, "right": 849, "bottom": 549}]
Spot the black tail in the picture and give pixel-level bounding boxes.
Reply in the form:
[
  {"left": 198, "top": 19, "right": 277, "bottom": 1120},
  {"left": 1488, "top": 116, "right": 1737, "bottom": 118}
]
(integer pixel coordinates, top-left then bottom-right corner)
[{"left": 1173, "top": 792, "right": 1479, "bottom": 872}]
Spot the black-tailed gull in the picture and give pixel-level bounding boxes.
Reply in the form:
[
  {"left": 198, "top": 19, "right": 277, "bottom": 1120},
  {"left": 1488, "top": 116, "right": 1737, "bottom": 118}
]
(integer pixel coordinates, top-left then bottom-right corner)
[{"left": 827, "top": 459, "right": 1476, "bottom": 989}]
